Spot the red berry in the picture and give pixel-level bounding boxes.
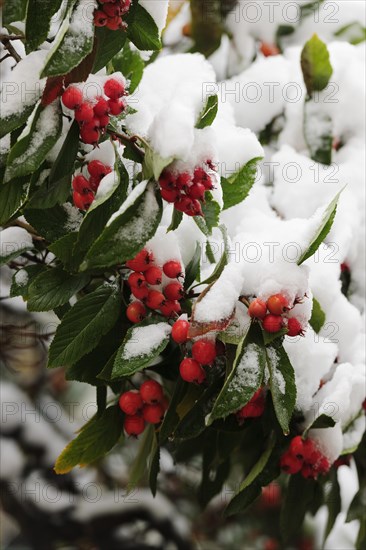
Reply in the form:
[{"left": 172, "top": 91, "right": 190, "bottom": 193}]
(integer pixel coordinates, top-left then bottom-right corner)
[
  {"left": 104, "top": 78, "right": 125, "bottom": 99},
  {"left": 315, "top": 456, "right": 330, "bottom": 475},
  {"left": 87, "top": 160, "right": 112, "bottom": 179},
  {"left": 176, "top": 172, "right": 191, "bottom": 191},
  {"left": 126, "top": 249, "right": 154, "bottom": 272},
  {"left": 103, "top": 3, "right": 121, "bottom": 17},
  {"left": 73, "top": 190, "right": 94, "bottom": 210},
  {"left": 302, "top": 439, "right": 316, "bottom": 462},
  {"left": 143, "top": 403, "right": 165, "bottom": 424},
  {"left": 261, "top": 483, "right": 281, "bottom": 509},
  {"left": 93, "top": 97, "right": 110, "bottom": 117},
  {"left": 171, "top": 320, "right": 190, "bottom": 344},
  {"left": 126, "top": 301, "right": 146, "bottom": 323},
  {"left": 179, "top": 358, "right": 206, "bottom": 383},
  {"left": 260, "top": 42, "right": 280, "bottom": 57},
  {"left": 264, "top": 539, "right": 279, "bottom": 550},
  {"left": 159, "top": 300, "right": 181, "bottom": 317},
  {"left": 159, "top": 171, "right": 176, "bottom": 190},
  {"left": 160, "top": 187, "right": 179, "bottom": 203},
  {"left": 88, "top": 176, "right": 100, "bottom": 192},
  {"left": 191, "top": 339, "right": 217, "bottom": 365},
  {"left": 120, "top": 0, "right": 131, "bottom": 15},
  {"left": 187, "top": 182, "right": 206, "bottom": 201},
  {"left": 193, "top": 167, "right": 213, "bottom": 189},
  {"left": 62, "top": 86, "right": 83, "bottom": 110},
  {"left": 72, "top": 174, "right": 91, "bottom": 194},
  {"left": 287, "top": 317, "right": 303, "bottom": 337},
  {"left": 124, "top": 414, "right": 145, "bottom": 436},
  {"left": 144, "top": 266, "right": 162, "bottom": 285},
  {"left": 119, "top": 391, "right": 143, "bottom": 415},
  {"left": 164, "top": 282, "right": 184, "bottom": 301},
  {"left": 163, "top": 260, "right": 182, "bottom": 279},
  {"left": 248, "top": 298, "right": 267, "bottom": 319},
  {"left": 80, "top": 124, "right": 99, "bottom": 145},
  {"left": 98, "top": 114, "right": 110, "bottom": 128},
  {"left": 289, "top": 435, "right": 305, "bottom": 460},
  {"left": 280, "top": 451, "right": 302, "bottom": 474},
  {"left": 301, "top": 464, "right": 317, "bottom": 479},
  {"left": 267, "top": 293, "right": 289, "bottom": 315},
  {"left": 106, "top": 16, "right": 123, "bottom": 30},
  {"left": 108, "top": 98, "right": 126, "bottom": 115},
  {"left": 215, "top": 340, "right": 226, "bottom": 356},
  {"left": 174, "top": 196, "right": 194, "bottom": 213},
  {"left": 146, "top": 290, "right": 165, "bottom": 309},
  {"left": 190, "top": 199, "right": 203, "bottom": 216},
  {"left": 94, "top": 9, "right": 108, "bottom": 26},
  {"left": 140, "top": 380, "right": 163, "bottom": 404},
  {"left": 128, "top": 272, "right": 146, "bottom": 288},
  {"left": 74, "top": 102, "right": 94, "bottom": 123},
  {"left": 262, "top": 314, "right": 284, "bottom": 333},
  {"left": 131, "top": 285, "right": 149, "bottom": 300},
  {"left": 237, "top": 389, "right": 265, "bottom": 419}
]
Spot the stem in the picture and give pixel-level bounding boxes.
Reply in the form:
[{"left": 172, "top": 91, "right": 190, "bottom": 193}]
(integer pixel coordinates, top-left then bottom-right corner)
[
  {"left": 0, "top": 35, "right": 22, "bottom": 63},
  {"left": 106, "top": 129, "right": 145, "bottom": 161}
]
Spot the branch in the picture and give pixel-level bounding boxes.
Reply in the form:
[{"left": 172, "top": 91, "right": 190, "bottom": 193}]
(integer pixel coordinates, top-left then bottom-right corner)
[
  {"left": 0, "top": 35, "right": 22, "bottom": 63},
  {"left": 106, "top": 129, "right": 145, "bottom": 161}
]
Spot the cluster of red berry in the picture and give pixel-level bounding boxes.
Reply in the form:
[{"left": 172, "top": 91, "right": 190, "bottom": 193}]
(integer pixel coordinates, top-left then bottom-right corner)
[
  {"left": 248, "top": 293, "right": 304, "bottom": 337},
  {"left": 158, "top": 162, "right": 215, "bottom": 217},
  {"left": 72, "top": 160, "right": 112, "bottom": 210},
  {"left": 179, "top": 337, "right": 217, "bottom": 384},
  {"left": 61, "top": 78, "right": 127, "bottom": 145},
  {"left": 280, "top": 436, "right": 330, "bottom": 478},
  {"left": 126, "top": 249, "right": 185, "bottom": 322},
  {"left": 236, "top": 387, "right": 266, "bottom": 421},
  {"left": 93, "top": 0, "right": 131, "bottom": 30},
  {"left": 119, "top": 380, "right": 168, "bottom": 436}
]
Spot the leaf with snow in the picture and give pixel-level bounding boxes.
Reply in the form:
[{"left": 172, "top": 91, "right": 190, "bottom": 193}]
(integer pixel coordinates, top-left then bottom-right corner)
[
  {"left": 10, "top": 265, "right": 45, "bottom": 299},
  {"left": 221, "top": 157, "right": 262, "bottom": 210},
  {"left": 41, "top": 0, "right": 95, "bottom": 77},
  {"left": 27, "top": 267, "right": 90, "bottom": 312},
  {"left": 309, "top": 297, "right": 326, "bottom": 333},
  {"left": 143, "top": 145, "right": 173, "bottom": 181},
  {"left": 48, "top": 284, "right": 122, "bottom": 367},
  {"left": 301, "top": 34, "right": 333, "bottom": 97},
  {"left": 297, "top": 189, "right": 343, "bottom": 265},
  {"left": 3, "top": 0, "right": 27, "bottom": 25},
  {"left": 112, "top": 321, "right": 172, "bottom": 379},
  {"left": 127, "top": 4, "right": 162, "bottom": 51},
  {"left": 25, "top": 0, "right": 63, "bottom": 53},
  {"left": 195, "top": 94, "right": 218, "bottom": 129},
  {"left": 111, "top": 42, "right": 144, "bottom": 94},
  {"left": 265, "top": 345, "right": 296, "bottom": 435},
  {"left": 81, "top": 182, "right": 162, "bottom": 271},
  {"left": 25, "top": 203, "right": 82, "bottom": 243},
  {"left": 54, "top": 405, "right": 123, "bottom": 474},
  {"left": 304, "top": 100, "right": 332, "bottom": 165},
  {"left": 199, "top": 225, "right": 230, "bottom": 287},
  {"left": 207, "top": 335, "right": 266, "bottom": 425},
  {"left": 0, "top": 227, "right": 33, "bottom": 266},
  {"left": 85, "top": 148, "right": 122, "bottom": 214},
  {"left": 5, "top": 102, "right": 62, "bottom": 182},
  {"left": 303, "top": 413, "right": 336, "bottom": 436}
]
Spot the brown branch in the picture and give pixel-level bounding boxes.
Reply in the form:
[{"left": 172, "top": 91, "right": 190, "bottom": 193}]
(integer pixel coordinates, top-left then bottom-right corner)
[{"left": 0, "top": 35, "right": 22, "bottom": 63}]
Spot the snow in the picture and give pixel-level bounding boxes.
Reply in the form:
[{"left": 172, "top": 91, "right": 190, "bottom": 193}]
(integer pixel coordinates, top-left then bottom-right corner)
[
  {"left": 121, "top": 323, "right": 171, "bottom": 360},
  {"left": 62, "top": 203, "right": 83, "bottom": 232},
  {"left": 108, "top": 181, "right": 148, "bottom": 226},
  {"left": 230, "top": 343, "right": 262, "bottom": 393},
  {"left": 1, "top": 227, "right": 33, "bottom": 256},
  {"left": 140, "top": 0, "right": 169, "bottom": 33},
  {"left": 14, "top": 268, "right": 28, "bottom": 286},
  {"left": 0, "top": 438, "right": 25, "bottom": 479}
]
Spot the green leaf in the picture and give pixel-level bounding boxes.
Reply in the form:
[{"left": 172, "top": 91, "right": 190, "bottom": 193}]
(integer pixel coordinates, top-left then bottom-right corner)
[
  {"left": 3, "top": 0, "right": 27, "bottom": 25},
  {"left": 303, "top": 413, "right": 336, "bottom": 436},
  {"left": 27, "top": 267, "right": 89, "bottom": 312},
  {"left": 41, "top": 3, "right": 95, "bottom": 77},
  {"left": 224, "top": 433, "right": 277, "bottom": 516},
  {"left": 0, "top": 228, "right": 33, "bottom": 266},
  {"left": 127, "top": 4, "right": 162, "bottom": 51},
  {"left": 265, "top": 345, "right": 296, "bottom": 435},
  {"left": 159, "top": 379, "right": 187, "bottom": 444},
  {"left": 194, "top": 192, "right": 220, "bottom": 236},
  {"left": 54, "top": 405, "right": 123, "bottom": 473},
  {"left": 81, "top": 182, "right": 162, "bottom": 271},
  {"left": 195, "top": 94, "right": 218, "bottom": 129},
  {"left": 111, "top": 42, "right": 144, "bottom": 93},
  {"left": 149, "top": 436, "right": 160, "bottom": 497},
  {"left": 221, "top": 157, "right": 262, "bottom": 210},
  {"left": 0, "top": 178, "right": 29, "bottom": 225},
  {"left": 323, "top": 470, "right": 341, "bottom": 544},
  {"left": 199, "top": 225, "right": 230, "bottom": 286},
  {"left": 175, "top": 380, "right": 221, "bottom": 440},
  {"left": 280, "top": 475, "right": 317, "bottom": 540},
  {"left": 93, "top": 27, "right": 127, "bottom": 73},
  {"left": 29, "top": 120, "right": 80, "bottom": 208},
  {"left": 167, "top": 209, "right": 183, "bottom": 232},
  {"left": 1, "top": 103, "right": 38, "bottom": 139},
  {"left": 112, "top": 321, "right": 171, "bottom": 379},
  {"left": 48, "top": 283, "right": 122, "bottom": 367},
  {"left": 143, "top": 146, "right": 173, "bottom": 181},
  {"left": 346, "top": 489, "right": 366, "bottom": 523},
  {"left": 335, "top": 21, "right": 366, "bottom": 45},
  {"left": 25, "top": 0, "right": 63, "bottom": 53},
  {"left": 301, "top": 34, "right": 333, "bottom": 96},
  {"left": 304, "top": 99, "right": 333, "bottom": 165},
  {"left": 297, "top": 189, "right": 343, "bottom": 265},
  {"left": 48, "top": 232, "right": 79, "bottom": 268},
  {"left": 10, "top": 264, "right": 45, "bottom": 299},
  {"left": 25, "top": 203, "right": 81, "bottom": 243},
  {"left": 128, "top": 424, "right": 155, "bottom": 491},
  {"left": 5, "top": 102, "right": 62, "bottom": 182},
  {"left": 207, "top": 327, "right": 266, "bottom": 424},
  {"left": 309, "top": 297, "right": 326, "bottom": 333},
  {"left": 184, "top": 242, "right": 201, "bottom": 290}
]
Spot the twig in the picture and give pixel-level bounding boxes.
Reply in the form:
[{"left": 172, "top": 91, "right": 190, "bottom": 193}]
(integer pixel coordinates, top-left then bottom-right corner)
[
  {"left": 0, "top": 36, "right": 22, "bottom": 63},
  {"left": 106, "top": 129, "right": 145, "bottom": 161}
]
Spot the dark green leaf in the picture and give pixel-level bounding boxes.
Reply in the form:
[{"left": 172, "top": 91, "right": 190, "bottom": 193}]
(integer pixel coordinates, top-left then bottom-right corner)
[
  {"left": 301, "top": 34, "right": 333, "bottom": 96},
  {"left": 199, "top": 225, "right": 229, "bottom": 286},
  {"left": 93, "top": 27, "right": 127, "bottom": 73},
  {"left": 175, "top": 380, "right": 221, "bottom": 440},
  {"left": 127, "top": 5, "right": 161, "bottom": 51},
  {"left": 81, "top": 182, "right": 162, "bottom": 271},
  {"left": 48, "top": 283, "right": 122, "bottom": 367},
  {"left": 221, "top": 157, "right": 262, "bottom": 210},
  {"left": 27, "top": 266, "right": 89, "bottom": 311},
  {"left": 346, "top": 489, "right": 366, "bottom": 523},
  {"left": 324, "top": 469, "right": 341, "bottom": 543},
  {"left": 25, "top": 0, "right": 63, "bottom": 53},
  {"left": 25, "top": 203, "right": 81, "bottom": 243},
  {"left": 266, "top": 345, "right": 296, "bottom": 435},
  {"left": 159, "top": 379, "right": 187, "bottom": 444},
  {"left": 309, "top": 297, "right": 326, "bottom": 333},
  {"left": 304, "top": 414, "right": 336, "bottom": 435},
  {"left": 54, "top": 405, "right": 123, "bottom": 473},
  {"left": 167, "top": 209, "right": 183, "bottom": 232},
  {"left": 128, "top": 424, "right": 155, "bottom": 491},
  {"left": 5, "top": 102, "right": 62, "bottom": 181},
  {"left": 184, "top": 242, "right": 201, "bottom": 290},
  {"left": 3, "top": 0, "right": 27, "bottom": 25},
  {"left": 280, "top": 475, "right": 317, "bottom": 540},
  {"left": 1, "top": 104, "right": 37, "bottom": 139},
  {"left": 48, "top": 232, "right": 79, "bottom": 268},
  {"left": 195, "top": 94, "right": 218, "bottom": 129},
  {"left": 111, "top": 42, "right": 144, "bottom": 93},
  {"left": 112, "top": 320, "right": 171, "bottom": 379},
  {"left": 149, "top": 436, "right": 160, "bottom": 497},
  {"left": 0, "top": 178, "right": 29, "bottom": 225},
  {"left": 10, "top": 264, "right": 45, "bottom": 299}
]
